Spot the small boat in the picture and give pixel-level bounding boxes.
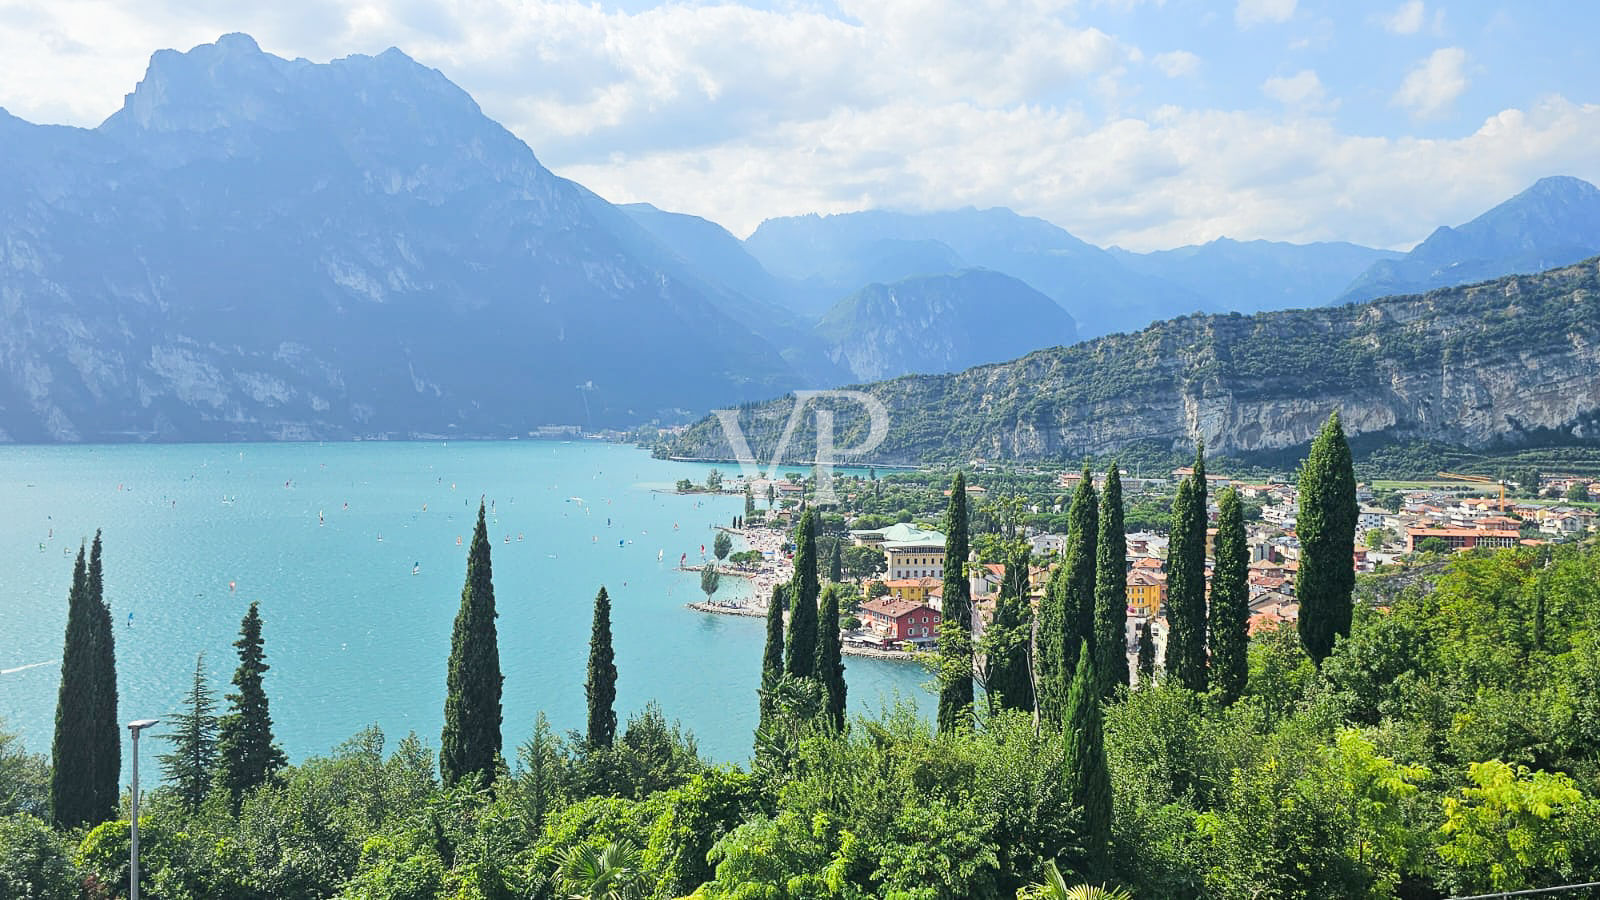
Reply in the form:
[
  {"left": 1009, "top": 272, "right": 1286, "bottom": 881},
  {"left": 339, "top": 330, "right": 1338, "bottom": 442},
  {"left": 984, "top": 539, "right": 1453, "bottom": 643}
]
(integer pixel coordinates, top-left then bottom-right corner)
[{"left": 412, "top": 563, "right": 420, "bottom": 576}]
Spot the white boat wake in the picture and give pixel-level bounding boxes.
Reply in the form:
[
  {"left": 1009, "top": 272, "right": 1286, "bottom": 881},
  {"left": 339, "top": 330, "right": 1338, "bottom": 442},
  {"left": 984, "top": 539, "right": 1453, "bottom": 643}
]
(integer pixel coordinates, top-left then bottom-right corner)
[{"left": 1, "top": 659, "right": 57, "bottom": 676}]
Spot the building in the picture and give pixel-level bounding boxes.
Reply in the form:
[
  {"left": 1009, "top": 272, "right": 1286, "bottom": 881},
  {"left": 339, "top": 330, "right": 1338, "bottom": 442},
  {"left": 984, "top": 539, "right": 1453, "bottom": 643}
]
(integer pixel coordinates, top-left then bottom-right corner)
[
  {"left": 859, "top": 597, "right": 942, "bottom": 646},
  {"left": 969, "top": 563, "right": 1005, "bottom": 600},
  {"left": 879, "top": 525, "right": 948, "bottom": 579},
  {"left": 885, "top": 577, "right": 941, "bottom": 605},
  {"left": 1127, "top": 568, "right": 1167, "bottom": 618},
  {"left": 1406, "top": 526, "right": 1520, "bottom": 553}
]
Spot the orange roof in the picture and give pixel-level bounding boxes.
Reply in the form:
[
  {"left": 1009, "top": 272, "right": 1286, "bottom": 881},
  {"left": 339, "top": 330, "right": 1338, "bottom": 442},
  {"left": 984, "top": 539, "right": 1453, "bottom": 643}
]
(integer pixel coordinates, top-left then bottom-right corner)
[
  {"left": 1407, "top": 526, "right": 1520, "bottom": 538},
  {"left": 884, "top": 577, "right": 942, "bottom": 589},
  {"left": 1133, "top": 557, "right": 1163, "bottom": 569},
  {"left": 861, "top": 597, "right": 938, "bottom": 618},
  {"left": 1128, "top": 569, "right": 1166, "bottom": 586}
]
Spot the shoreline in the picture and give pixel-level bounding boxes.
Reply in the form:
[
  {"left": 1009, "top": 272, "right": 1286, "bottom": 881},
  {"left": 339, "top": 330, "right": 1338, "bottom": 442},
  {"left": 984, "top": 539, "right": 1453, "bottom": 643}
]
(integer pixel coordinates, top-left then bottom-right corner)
[{"left": 684, "top": 600, "right": 918, "bottom": 661}]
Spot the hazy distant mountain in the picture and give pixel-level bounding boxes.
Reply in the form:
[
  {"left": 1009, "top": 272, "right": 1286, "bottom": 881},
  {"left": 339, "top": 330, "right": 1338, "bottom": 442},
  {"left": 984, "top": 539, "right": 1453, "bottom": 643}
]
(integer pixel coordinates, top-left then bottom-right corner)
[
  {"left": 0, "top": 34, "right": 802, "bottom": 441},
  {"left": 745, "top": 208, "right": 1206, "bottom": 338},
  {"left": 813, "top": 269, "right": 1078, "bottom": 381},
  {"left": 1337, "top": 176, "right": 1600, "bottom": 305},
  {"left": 1110, "top": 237, "right": 1399, "bottom": 312}
]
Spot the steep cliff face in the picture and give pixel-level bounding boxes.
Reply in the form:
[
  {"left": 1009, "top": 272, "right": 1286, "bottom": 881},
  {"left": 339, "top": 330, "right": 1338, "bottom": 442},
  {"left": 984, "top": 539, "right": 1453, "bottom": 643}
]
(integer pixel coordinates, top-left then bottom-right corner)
[{"left": 665, "top": 259, "right": 1600, "bottom": 464}]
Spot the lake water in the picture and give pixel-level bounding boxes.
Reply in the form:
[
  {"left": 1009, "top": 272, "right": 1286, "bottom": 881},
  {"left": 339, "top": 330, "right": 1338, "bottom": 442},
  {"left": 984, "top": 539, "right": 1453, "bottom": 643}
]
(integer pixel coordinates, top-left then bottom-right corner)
[{"left": 0, "top": 441, "right": 929, "bottom": 775}]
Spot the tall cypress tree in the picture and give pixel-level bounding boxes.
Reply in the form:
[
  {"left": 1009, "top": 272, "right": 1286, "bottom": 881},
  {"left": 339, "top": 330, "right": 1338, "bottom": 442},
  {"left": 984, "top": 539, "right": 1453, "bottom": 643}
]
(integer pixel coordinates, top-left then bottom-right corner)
[
  {"left": 1210, "top": 487, "right": 1250, "bottom": 705},
  {"left": 937, "top": 472, "right": 975, "bottom": 733},
  {"left": 440, "top": 502, "right": 503, "bottom": 786},
  {"left": 1296, "top": 411, "right": 1358, "bottom": 665},
  {"left": 785, "top": 510, "right": 820, "bottom": 679},
  {"left": 829, "top": 541, "right": 843, "bottom": 584},
  {"left": 1044, "top": 466, "right": 1099, "bottom": 724},
  {"left": 986, "top": 547, "right": 1035, "bottom": 714},
  {"left": 85, "top": 531, "right": 119, "bottom": 821},
  {"left": 757, "top": 581, "right": 786, "bottom": 737},
  {"left": 816, "top": 585, "right": 847, "bottom": 731},
  {"left": 585, "top": 587, "right": 617, "bottom": 750},
  {"left": 1037, "top": 561, "right": 1069, "bottom": 726},
  {"left": 51, "top": 544, "right": 111, "bottom": 828},
  {"left": 217, "top": 601, "right": 287, "bottom": 807},
  {"left": 159, "top": 654, "right": 219, "bottom": 813},
  {"left": 1165, "top": 443, "right": 1209, "bottom": 692},
  {"left": 1062, "top": 640, "right": 1112, "bottom": 873},
  {"left": 1136, "top": 620, "right": 1156, "bottom": 686},
  {"left": 1093, "top": 464, "right": 1129, "bottom": 694}
]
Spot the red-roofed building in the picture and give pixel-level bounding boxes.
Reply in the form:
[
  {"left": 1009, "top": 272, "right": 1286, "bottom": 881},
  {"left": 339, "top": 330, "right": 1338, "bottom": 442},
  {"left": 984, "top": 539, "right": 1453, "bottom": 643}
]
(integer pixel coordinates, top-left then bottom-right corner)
[
  {"left": 859, "top": 597, "right": 942, "bottom": 646},
  {"left": 1406, "top": 526, "right": 1520, "bottom": 553}
]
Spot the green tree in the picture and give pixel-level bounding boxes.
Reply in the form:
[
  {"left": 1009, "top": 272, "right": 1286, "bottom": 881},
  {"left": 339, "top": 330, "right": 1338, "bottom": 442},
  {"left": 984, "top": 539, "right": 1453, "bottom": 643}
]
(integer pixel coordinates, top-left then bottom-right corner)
[
  {"left": 841, "top": 545, "right": 886, "bottom": 581},
  {"left": 1093, "top": 464, "right": 1128, "bottom": 694},
  {"left": 1136, "top": 620, "right": 1155, "bottom": 686},
  {"left": 829, "top": 540, "right": 843, "bottom": 583},
  {"left": 785, "top": 510, "right": 820, "bottom": 680},
  {"left": 816, "top": 585, "right": 847, "bottom": 731},
  {"left": 1566, "top": 481, "right": 1591, "bottom": 503},
  {"left": 984, "top": 548, "right": 1036, "bottom": 714},
  {"left": 158, "top": 653, "right": 220, "bottom": 813},
  {"left": 216, "top": 601, "right": 287, "bottom": 807},
  {"left": 0, "top": 721, "right": 48, "bottom": 819},
  {"left": 713, "top": 531, "right": 732, "bottom": 562},
  {"left": 1416, "top": 536, "right": 1450, "bottom": 554},
  {"left": 744, "top": 483, "right": 756, "bottom": 518},
  {"left": 49, "top": 542, "right": 114, "bottom": 828},
  {"left": 1437, "top": 760, "right": 1593, "bottom": 894},
  {"left": 85, "top": 531, "right": 120, "bottom": 827},
  {"left": 937, "top": 471, "right": 975, "bottom": 733},
  {"left": 757, "top": 582, "right": 786, "bottom": 740},
  {"left": 586, "top": 587, "right": 618, "bottom": 751},
  {"left": 706, "top": 469, "right": 724, "bottom": 492},
  {"left": 440, "top": 502, "right": 503, "bottom": 787},
  {"left": 1064, "top": 467, "right": 1099, "bottom": 675},
  {"left": 1062, "top": 640, "right": 1112, "bottom": 875},
  {"left": 1165, "top": 443, "right": 1209, "bottom": 692},
  {"left": 1296, "top": 411, "right": 1358, "bottom": 666},
  {"left": 1209, "top": 487, "right": 1250, "bottom": 706},
  {"left": 699, "top": 563, "right": 721, "bottom": 602},
  {"left": 559, "top": 839, "right": 652, "bottom": 900},
  {"left": 0, "top": 813, "right": 77, "bottom": 900}
]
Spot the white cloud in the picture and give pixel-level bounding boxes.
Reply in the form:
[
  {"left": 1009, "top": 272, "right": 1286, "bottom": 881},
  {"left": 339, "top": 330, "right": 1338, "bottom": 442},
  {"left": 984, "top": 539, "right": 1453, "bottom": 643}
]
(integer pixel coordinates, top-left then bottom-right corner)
[
  {"left": 1382, "top": 0, "right": 1426, "bottom": 35},
  {"left": 1153, "top": 50, "right": 1200, "bottom": 78},
  {"left": 1393, "top": 47, "right": 1469, "bottom": 118},
  {"left": 1261, "top": 69, "right": 1334, "bottom": 112},
  {"left": 1235, "top": 0, "right": 1296, "bottom": 28}
]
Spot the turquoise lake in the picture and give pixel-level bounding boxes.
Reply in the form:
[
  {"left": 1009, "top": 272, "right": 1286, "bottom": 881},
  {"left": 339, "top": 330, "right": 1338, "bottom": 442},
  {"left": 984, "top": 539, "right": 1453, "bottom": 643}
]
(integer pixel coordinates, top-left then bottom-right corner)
[{"left": 0, "top": 441, "right": 930, "bottom": 775}]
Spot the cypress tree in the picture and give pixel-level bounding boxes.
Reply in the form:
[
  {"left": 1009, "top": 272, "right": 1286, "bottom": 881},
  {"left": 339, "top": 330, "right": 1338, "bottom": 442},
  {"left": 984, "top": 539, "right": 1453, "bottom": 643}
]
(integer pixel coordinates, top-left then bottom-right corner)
[
  {"left": 829, "top": 540, "right": 843, "bottom": 584},
  {"left": 158, "top": 654, "right": 219, "bottom": 813},
  {"left": 51, "top": 544, "right": 111, "bottom": 828},
  {"left": 986, "top": 547, "right": 1035, "bottom": 714},
  {"left": 440, "top": 501, "right": 503, "bottom": 786},
  {"left": 217, "top": 601, "right": 287, "bottom": 806},
  {"left": 744, "top": 484, "right": 755, "bottom": 518},
  {"left": 1043, "top": 466, "right": 1099, "bottom": 724},
  {"left": 1165, "top": 443, "right": 1209, "bottom": 692},
  {"left": 1062, "top": 640, "right": 1112, "bottom": 873},
  {"left": 585, "top": 587, "right": 617, "bottom": 750},
  {"left": 1136, "top": 620, "right": 1156, "bottom": 685},
  {"left": 936, "top": 472, "right": 975, "bottom": 733},
  {"left": 1037, "top": 561, "right": 1069, "bottom": 726},
  {"left": 785, "top": 510, "right": 820, "bottom": 679},
  {"left": 1210, "top": 487, "right": 1250, "bottom": 705},
  {"left": 85, "top": 531, "right": 120, "bottom": 821},
  {"left": 757, "top": 581, "right": 786, "bottom": 736},
  {"left": 1093, "top": 464, "right": 1129, "bottom": 694},
  {"left": 816, "top": 584, "right": 847, "bottom": 731},
  {"left": 1296, "top": 411, "right": 1358, "bottom": 665}
]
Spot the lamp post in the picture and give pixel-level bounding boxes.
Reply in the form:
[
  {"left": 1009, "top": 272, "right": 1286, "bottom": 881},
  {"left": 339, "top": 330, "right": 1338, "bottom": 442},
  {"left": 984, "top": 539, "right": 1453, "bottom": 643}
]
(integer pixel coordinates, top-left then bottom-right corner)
[{"left": 126, "top": 718, "right": 159, "bottom": 900}]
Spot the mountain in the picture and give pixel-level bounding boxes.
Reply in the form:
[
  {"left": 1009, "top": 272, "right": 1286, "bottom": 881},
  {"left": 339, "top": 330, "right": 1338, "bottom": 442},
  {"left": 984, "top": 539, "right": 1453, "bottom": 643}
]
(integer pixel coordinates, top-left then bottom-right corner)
[
  {"left": 745, "top": 208, "right": 1207, "bottom": 338},
  {"left": 664, "top": 258, "right": 1600, "bottom": 465},
  {"left": 0, "top": 34, "right": 802, "bottom": 442},
  {"left": 1110, "top": 237, "right": 1399, "bottom": 312},
  {"left": 813, "top": 269, "right": 1077, "bottom": 381},
  {"left": 1337, "top": 176, "right": 1600, "bottom": 305}
]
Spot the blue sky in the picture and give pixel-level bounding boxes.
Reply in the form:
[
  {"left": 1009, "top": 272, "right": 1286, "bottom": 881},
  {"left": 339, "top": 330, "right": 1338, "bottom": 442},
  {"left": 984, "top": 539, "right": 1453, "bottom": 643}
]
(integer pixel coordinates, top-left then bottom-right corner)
[{"left": 3, "top": 0, "right": 1597, "bottom": 249}]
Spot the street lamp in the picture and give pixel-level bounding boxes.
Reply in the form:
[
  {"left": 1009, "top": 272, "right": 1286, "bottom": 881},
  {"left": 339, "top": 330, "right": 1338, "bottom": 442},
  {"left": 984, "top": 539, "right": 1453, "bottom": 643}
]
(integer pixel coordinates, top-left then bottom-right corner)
[{"left": 126, "top": 718, "right": 159, "bottom": 900}]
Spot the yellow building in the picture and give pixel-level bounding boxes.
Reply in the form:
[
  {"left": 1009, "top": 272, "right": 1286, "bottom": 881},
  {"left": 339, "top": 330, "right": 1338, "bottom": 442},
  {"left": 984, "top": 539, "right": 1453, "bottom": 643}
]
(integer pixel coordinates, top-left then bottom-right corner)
[
  {"left": 885, "top": 577, "right": 941, "bottom": 604},
  {"left": 1128, "top": 568, "right": 1168, "bottom": 618}
]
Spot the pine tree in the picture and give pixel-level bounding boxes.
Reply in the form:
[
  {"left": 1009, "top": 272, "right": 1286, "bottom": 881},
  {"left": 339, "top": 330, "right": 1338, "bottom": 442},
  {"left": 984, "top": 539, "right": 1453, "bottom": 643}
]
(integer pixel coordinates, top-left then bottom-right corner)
[
  {"left": 84, "top": 532, "right": 120, "bottom": 823},
  {"left": 50, "top": 544, "right": 114, "bottom": 829},
  {"left": 1165, "top": 443, "right": 1209, "bottom": 692},
  {"left": 1093, "top": 464, "right": 1129, "bottom": 694},
  {"left": 816, "top": 585, "right": 847, "bottom": 731},
  {"left": 159, "top": 654, "right": 219, "bottom": 813},
  {"left": 937, "top": 472, "right": 975, "bottom": 733},
  {"left": 440, "top": 502, "right": 503, "bottom": 786},
  {"left": 1210, "top": 487, "right": 1250, "bottom": 705},
  {"left": 829, "top": 541, "right": 843, "bottom": 584},
  {"left": 1296, "top": 411, "right": 1358, "bottom": 665},
  {"left": 217, "top": 601, "right": 287, "bottom": 807},
  {"left": 1136, "top": 620, "right": 1156, "bottom": 685},
  {"left": 985, "top": 547, "right": 1035, "bottom": 714},
  {"left": 585, "top": 587, "right": 617, "bottom": 750},
  {"left": 1062, "top": 640, "right": 1112, "bottom": 874},
  {"left": 785, "top": 510, "right": 820, "bottom": 679},
  {"left": 757, "top": 581, "right": 786, "bottom": 738}
]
